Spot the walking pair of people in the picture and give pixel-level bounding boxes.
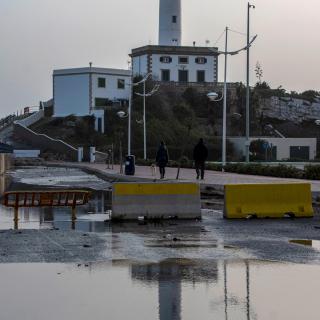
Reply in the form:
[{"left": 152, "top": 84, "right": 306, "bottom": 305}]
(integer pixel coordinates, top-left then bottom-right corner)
[{"left": 155, "top": 138, "right": 208, "bottom": 180}]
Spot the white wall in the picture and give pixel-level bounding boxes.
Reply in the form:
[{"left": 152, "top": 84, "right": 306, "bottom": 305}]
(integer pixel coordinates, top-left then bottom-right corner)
[
  {"left": 151, "top": 54, "right": 217, "bottom": 82},
  {"left": 132, "top": 55, "right": 148, "bottom": 77},
  {"left": 132, "top": 53, "right": 217, "bottom": 82},
  {"left": 54, "top": 74, "right": 89, "bottom": 117},
  {"left": 229, "top": 137, "right": 317, "bottom": 161},
  {"left": 92, "top": 73, "right": 130, "bottom": 105}
]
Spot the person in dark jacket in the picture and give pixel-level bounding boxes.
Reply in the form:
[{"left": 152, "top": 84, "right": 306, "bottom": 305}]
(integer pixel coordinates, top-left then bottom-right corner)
[
  {"left": 156, "top": 141, "right": 169, "bottom": 179},
  {"left": 193, "top": 138, "right": 208, "bottom": 180}
]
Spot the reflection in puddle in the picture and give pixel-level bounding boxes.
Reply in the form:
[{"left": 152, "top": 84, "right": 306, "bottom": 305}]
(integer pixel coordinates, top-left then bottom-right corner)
[
  {"left": 1, "top": 260, "right": 320, "bottom": 320},
  {"left": 290, "top": 239, "right": 320, "bottom": 250},
  {"left": 0, "top": 190, "right": 112, "bottom": 232}
]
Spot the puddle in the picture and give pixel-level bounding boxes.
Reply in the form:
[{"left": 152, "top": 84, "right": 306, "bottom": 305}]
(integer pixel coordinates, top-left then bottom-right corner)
[
  {"left": 1, "top": 260, "right": 320, "bottom": 320},
  {"left": 11, "top": 166, "right": 111, "bottom": 190},
  {"left": 290, "top": 239, "right": 320, "bottom": 250},
  {"left": 0, "top": 190, "right": 112, "bottom": 232}
]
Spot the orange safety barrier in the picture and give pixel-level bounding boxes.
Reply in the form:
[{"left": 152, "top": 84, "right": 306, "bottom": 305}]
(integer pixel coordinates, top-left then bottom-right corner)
[{"left": 2, "top": 190, "right": 91, "bottom": 229}]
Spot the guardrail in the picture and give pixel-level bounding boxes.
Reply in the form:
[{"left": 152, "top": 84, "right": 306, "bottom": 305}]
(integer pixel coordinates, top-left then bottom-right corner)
[{"left": 3, "top": 190, "right": 91, "bottom": 229}]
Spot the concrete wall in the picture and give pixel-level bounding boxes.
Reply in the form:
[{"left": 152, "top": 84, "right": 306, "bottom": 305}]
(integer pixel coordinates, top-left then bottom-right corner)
[
  {"left": 15, "top": 109, "right": 44, "bottom": 128},
  {"left": 14, "top": 123, "right": 78, "bottom": 161},
  {"left": 14, "top": 150, "right": 40, "bottom": 158},
  {"left": 229, "top": 137, "right": 317, "bottom": 161}
]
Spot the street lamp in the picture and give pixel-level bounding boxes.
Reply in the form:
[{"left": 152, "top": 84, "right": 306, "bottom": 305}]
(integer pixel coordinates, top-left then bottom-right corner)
[
  {"left": 209, "top": 27, "right": 257, "bottom": 168},
  {"left": 135, "top": 74, "right": 160, "bottom": 160},
  {"left": 127, "top": 73, "right": 151, "bottom": 156},
  {"left": 245, "top": 2, "right": 256, "bottom": 163}
]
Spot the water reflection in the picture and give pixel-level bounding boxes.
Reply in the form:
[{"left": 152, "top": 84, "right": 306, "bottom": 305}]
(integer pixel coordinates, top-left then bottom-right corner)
[
  {"left": 132, "top": 259, "right": 218, "bottom": 320},
  {"left": 0, "top": 190, "right": 112, "bottom": 231},
  {"left": 0, "top": 253, "right": 319, "bottom": 319},
  {"left": 0, "top": 174, "right": 11, "bottom": 197}
]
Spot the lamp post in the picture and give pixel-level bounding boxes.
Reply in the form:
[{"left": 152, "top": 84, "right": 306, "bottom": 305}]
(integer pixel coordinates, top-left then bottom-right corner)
[
  {"left": 127, "top": 73, "right": 152, "bottom": 156},
  {"left": 208, "top": 28, "right": 257, "bottom": 169},
  {"left": 135, "top": 76, "right": 160, "bottom": 160},
  {"left": 245, "top": 2, "right": 256, "bottom": 163},
  {"left": 222, "top": 26, "right": 228, "bottom": 167}
]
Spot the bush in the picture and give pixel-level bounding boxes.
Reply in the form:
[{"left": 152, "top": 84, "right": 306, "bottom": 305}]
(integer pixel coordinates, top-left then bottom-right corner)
[{"left": 304, "top": 165, "right": 320, "bottom": 180}]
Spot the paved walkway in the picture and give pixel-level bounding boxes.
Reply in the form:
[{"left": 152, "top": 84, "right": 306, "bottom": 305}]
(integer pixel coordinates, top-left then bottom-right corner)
[{"left": 49, "top": 162, "right": 320, "bottom": 193}]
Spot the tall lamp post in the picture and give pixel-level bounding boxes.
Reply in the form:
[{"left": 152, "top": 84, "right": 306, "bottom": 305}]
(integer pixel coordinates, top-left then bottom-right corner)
[
  {"left": 135, "top": 76, "right": 160, "bottom": 160},
  {"left": 245, "top": 2, "right": 256, "bottom": 163},
  {"left": 127, "top": 73, "right": 152, "bottom": 156},
  {"left": 208, "top": 29, "right": 257, "bottom": 168}
]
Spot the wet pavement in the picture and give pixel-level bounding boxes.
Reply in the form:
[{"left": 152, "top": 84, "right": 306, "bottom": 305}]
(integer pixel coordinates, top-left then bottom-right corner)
[{"left": 2, "top": 167, "right": 320, "bottom": 319}]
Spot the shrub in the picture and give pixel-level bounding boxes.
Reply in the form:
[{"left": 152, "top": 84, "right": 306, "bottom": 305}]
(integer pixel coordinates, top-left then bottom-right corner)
[{"left": 304, "top": 165, "right": 320, "bottom": 180}]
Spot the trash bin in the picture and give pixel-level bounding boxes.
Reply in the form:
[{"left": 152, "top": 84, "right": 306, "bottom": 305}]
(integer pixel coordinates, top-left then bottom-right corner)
[{"left": 125, "top": 155, "right": 135, "bottom": 176}]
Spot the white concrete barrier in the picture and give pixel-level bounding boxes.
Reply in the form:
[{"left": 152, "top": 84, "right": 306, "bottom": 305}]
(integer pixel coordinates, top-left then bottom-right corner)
[
  {"left": 14, "top": 150, "right": 40, "bottom": 158},
  {"left": 112, "top": 182, "right": 201, "bottom": 221}
]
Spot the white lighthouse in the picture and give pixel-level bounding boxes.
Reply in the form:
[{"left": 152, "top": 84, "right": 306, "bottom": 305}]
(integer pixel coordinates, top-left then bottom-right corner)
[{"left": 159, "top": 0, "right": 182, "bottom": 46}]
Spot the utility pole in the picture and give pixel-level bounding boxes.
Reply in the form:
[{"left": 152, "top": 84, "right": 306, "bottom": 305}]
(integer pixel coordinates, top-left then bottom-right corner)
[
  {"left": 143, "top": 80, "right": 147, "bottom": 160},
  {"left": 128, "top": 81, "right": 132, "bottom": 156},
  {"left": 245, "top": 3, "right": 255, "bottom": 162},
  {"left": 222, "top": 26, "right": 228, "bottom": 168}
]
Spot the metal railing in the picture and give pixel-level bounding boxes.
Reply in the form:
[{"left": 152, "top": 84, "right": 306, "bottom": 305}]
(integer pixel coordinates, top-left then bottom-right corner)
[{"left": 3, "top": 190, "right": 91, "bottom": 229}]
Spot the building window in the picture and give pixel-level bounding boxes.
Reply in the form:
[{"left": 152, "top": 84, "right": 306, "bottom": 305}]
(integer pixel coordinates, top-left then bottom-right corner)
[
  {"left": 95, "top": 98, "right": 108, "bottom": 107},
  {"left": 178, "top": 70, "right": 189, "bottom": 82},
  {"left": 98, "top": 77, "right": 106, "bottom": 88},
  {"left": 160, "top": 56, "right": 172, "bottom": 63},
  {"left": 197, "top": 70, "right": 205, "bottom": 83},
  {"left": 161, "top": 70, "right": 170, "bottom": 82},
  {"left": 172, "top": 16, "right": 177, "bottom": 23},
  {"left": 195, "top": 57, "right": 207, "bottom": 64},
  {"left": 179, "top": 57, "right": 189, "bottom": 64},
  {"left": 118, "top": 79, "right": 125, "bottom": 89}
]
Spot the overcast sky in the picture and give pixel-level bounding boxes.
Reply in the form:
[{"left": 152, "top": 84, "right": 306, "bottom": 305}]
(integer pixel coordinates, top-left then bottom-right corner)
[{"left": 0, "top": 0, "right": 319, "bottom": 117}]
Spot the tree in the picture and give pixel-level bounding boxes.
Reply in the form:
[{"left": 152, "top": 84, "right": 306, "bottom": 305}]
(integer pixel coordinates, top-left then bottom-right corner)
[{"left": 255, "top": 61, "right": 263, "bottom": 83}]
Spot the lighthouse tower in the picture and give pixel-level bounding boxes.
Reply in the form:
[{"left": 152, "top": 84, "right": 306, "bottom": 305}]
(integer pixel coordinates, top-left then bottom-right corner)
[{"left": 159, "top": 0, "right": 182, "bottom": 46}]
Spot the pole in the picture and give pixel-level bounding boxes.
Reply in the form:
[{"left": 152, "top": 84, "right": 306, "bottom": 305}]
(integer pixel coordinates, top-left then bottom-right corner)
[
  {"left": 128, "top": 77, "right": 132, "bottom": 156},
  {"left": 143, "top": 81, "right": 147, "bottom": 160},
  {"left": 245, "top": 3, "right": 252, "bottom": 163},
  {"left": 222, "top": 27, "right": 228, "bottom": 168}
]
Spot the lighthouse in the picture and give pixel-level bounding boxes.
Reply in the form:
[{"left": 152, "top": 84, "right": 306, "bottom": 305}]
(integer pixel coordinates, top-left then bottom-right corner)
[
  {"left": 159, "top": 0, "right": 182, "bottom": 46},
  {"left": 131, "top": 0, "right": 219, "bottom": 84}
]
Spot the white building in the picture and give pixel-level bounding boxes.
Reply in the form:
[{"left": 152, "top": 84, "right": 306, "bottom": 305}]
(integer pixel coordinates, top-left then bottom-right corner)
[
  {"left": 229, "top": 137, "right": 317, "bottom": 161},
  {"left": 53, "top": 67, "right": 131, "bottom": 132},
  {"left": 131, "top": 45, "right": 218, "bottom": 83},
  {"left": 131, "top": 0, "right": 219, "bottom": 83}
]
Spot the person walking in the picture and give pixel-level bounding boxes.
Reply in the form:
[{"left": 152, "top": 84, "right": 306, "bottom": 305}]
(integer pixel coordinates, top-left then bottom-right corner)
[
  {"left": 193, "top": 138, "right": 208, "bottom": 180},
  {"left": 156, "top": 141, "right": 169, "bottom": 179}
]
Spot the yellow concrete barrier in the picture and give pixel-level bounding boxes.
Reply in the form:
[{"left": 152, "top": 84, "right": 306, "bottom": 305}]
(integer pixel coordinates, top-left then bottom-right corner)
[
  {"left": 112, "top": 182, "right": 201, "bottom": 221},
  {"left": 224, "top": 183, "right": 314, "bottom": 219}
]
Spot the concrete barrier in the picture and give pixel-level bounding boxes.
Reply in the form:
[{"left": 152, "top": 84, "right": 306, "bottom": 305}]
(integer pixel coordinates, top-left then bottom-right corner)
[
  {"left": 224, "top": 183, "right": 314, "bottom": 219},
  {"left": 0, "top": 153, "right": 12, "bottom": 175},
  {"left": 112, "top": 182, "right": 201, "bottom": 221}
]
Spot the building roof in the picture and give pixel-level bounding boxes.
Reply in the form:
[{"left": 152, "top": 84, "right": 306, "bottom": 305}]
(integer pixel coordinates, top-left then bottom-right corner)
[
  {"left": 53, "top": 67, "right": 131, "bottom": 77},
  {"left": 131, "top": 45, "right": 219, "bottom": 57}
]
